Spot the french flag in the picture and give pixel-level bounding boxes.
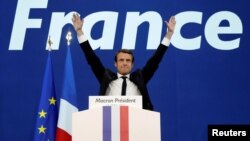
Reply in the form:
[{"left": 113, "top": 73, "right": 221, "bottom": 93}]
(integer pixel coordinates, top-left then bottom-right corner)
[{"left": 55, "top": 46, "right": 78, "bottom": 141}]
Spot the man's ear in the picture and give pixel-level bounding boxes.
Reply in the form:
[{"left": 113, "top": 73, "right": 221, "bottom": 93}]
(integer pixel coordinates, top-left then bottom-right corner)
[{"left": 114, "top": 61, "right": 117, "bottom": 68}]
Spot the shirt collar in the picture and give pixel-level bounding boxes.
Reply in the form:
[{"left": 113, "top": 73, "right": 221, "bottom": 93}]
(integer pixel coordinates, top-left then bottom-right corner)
[{"left": 117, "top": 73, "right": 130, "bottom": 78}]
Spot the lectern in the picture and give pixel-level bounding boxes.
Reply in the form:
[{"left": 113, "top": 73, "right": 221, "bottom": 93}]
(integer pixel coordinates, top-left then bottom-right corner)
[{"left": 72, "top": 96, "right": 161, "bottom": 141}]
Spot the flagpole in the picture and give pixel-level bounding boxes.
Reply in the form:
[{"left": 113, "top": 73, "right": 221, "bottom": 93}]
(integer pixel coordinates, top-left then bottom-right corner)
[
  {"left": 47, "top": 36, "right": 53, "bottom": 51},
  {"left": 66, "top": 31, "right": 72, "bottom": 47}
]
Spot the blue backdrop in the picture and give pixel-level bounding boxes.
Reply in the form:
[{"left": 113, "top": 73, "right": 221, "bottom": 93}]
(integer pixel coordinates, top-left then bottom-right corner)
[{"left": 0, "top": 0, "right": 250, "bottom": 141}]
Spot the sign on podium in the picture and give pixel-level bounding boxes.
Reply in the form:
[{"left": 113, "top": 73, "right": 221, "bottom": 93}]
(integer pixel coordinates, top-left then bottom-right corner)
[{"left": 89, "top": 96, "right": 142, "bottom": 109}]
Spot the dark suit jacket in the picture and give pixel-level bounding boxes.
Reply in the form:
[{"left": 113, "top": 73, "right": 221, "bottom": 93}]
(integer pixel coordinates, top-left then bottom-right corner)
[{"left": 80, "top": 41, "right": 168, "bottom": 111}]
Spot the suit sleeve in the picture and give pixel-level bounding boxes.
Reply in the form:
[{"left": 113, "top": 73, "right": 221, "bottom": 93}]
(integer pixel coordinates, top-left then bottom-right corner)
[
  {"left": 80, "top": 41, "right": 105, "bottom": 83},
  {"left": 141, "top": 44, "right": 168, "bottom": 84}
]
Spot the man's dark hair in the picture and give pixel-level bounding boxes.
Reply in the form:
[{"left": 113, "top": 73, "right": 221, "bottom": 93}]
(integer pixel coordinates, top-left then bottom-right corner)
[{"left": 114, "top": 49, "right": 134, "bottom": 63}]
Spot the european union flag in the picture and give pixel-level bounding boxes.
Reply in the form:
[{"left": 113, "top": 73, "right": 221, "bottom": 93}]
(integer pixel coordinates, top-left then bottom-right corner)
[{"left": 34, "top": 51, "right": 58, "bottom": 141}]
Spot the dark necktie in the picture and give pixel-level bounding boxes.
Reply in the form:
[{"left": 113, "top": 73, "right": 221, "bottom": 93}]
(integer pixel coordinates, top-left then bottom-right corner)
[{"left": 121, "top": 76, "right": 127, "bottom": 96}]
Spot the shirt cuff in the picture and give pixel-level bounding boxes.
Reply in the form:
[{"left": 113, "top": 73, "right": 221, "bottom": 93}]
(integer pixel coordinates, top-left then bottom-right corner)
[
  {"left": 77, "top": 34, "right": 88, "bottom": 43},
  {"left": 161, "top": 37, "right": 170, "bottom": 47}
]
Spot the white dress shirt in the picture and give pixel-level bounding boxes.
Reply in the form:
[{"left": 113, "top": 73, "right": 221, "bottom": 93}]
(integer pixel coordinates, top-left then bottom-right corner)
[{"left": 105, "top": 73, "right": 141, "bottom": 96}]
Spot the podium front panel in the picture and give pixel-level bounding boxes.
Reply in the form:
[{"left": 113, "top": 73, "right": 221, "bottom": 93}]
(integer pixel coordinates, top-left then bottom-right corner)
[
  {"left": 72, "top": 106, "right": 161, "bottom": 141},
  {"left": 72, "top": 108, "right": 103, "bottom": 141}
]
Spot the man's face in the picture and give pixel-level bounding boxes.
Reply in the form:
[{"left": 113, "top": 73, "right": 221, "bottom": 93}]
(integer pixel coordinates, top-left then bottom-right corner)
[{"left": 115, "top": 52, "right": 133, "bottom": 75}]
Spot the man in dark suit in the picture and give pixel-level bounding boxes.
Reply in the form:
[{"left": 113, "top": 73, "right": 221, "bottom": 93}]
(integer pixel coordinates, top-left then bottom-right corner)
[{"left": 72, "top": 13, "right": 176, "bottom": 111}]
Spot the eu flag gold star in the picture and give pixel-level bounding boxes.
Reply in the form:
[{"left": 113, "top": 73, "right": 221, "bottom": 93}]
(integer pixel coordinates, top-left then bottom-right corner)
[
  {"left": 38, "top": 125, "right": 46, "bottom": 134},
  {"left": 39, "top": 109, "right": 47, "bottom": 118},
  {"left": 48, "top": 97, "right": 56, "bottom": 105}
]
